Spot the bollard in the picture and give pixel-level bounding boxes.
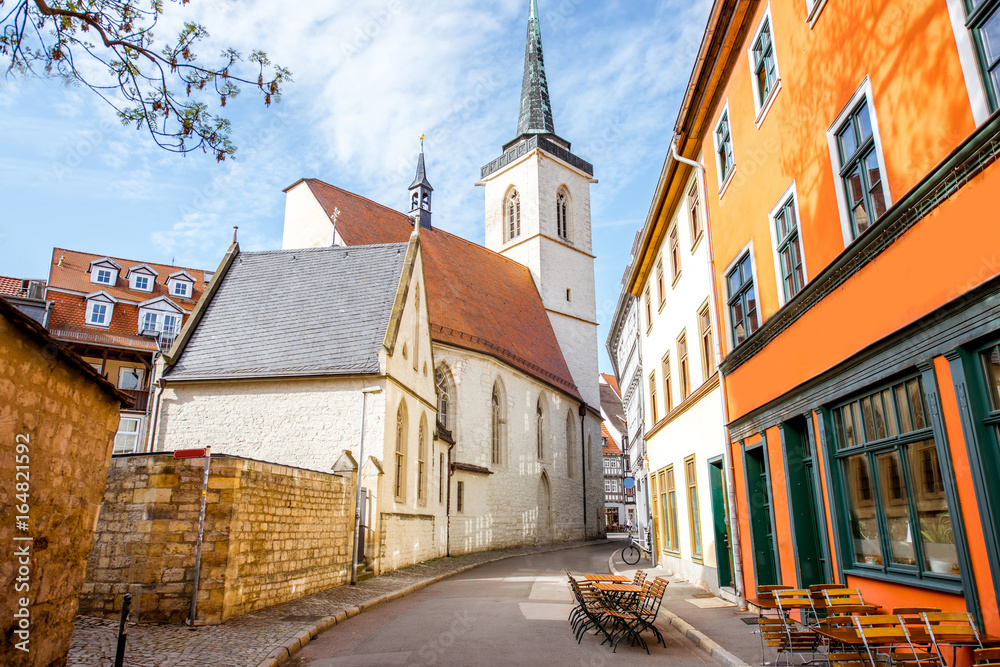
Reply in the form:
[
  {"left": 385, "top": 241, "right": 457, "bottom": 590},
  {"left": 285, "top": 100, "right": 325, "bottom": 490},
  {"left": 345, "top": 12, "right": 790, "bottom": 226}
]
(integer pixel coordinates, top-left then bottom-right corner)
[{"left": 114, "top": 592, "right": 132, "bottom": 667}]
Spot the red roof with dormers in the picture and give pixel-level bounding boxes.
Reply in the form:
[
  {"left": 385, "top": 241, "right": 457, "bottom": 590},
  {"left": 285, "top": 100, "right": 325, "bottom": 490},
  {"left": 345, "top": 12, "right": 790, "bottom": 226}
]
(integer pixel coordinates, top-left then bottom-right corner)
[
  {"left": 45, "top": 248, "right": 209, "bottom": 353},
  {"left": 299, "top": 178, "right": 581, "bottom": 400},
  {"left": 601, "top": 423, "right": 622, "bottom": 454}
]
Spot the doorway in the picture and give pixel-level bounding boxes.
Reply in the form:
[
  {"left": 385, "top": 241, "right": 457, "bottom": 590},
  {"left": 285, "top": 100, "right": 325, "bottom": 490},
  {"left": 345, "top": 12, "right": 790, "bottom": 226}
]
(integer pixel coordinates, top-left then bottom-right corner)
[
  {"left": 744, "top": 443, "right": 779, "bottom": 587},
  {"left": 781, "top": 417, "right": 829, "bottom": 587},
  {"left": 708, "top": 457, "right": 733, "bottom": 588}
]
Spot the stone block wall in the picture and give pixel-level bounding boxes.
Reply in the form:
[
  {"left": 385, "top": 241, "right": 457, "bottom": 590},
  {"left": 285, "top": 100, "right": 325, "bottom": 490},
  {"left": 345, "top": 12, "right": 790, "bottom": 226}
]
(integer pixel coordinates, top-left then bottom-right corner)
[
  {"left": 79, "top": 453, "right": 354, "bottom": 625},
  {"left": 379, "top": 513, "right": 437, "bottom": 572},
  {"left": 0, "top": 307, "right": 121, "bottom": 667}
]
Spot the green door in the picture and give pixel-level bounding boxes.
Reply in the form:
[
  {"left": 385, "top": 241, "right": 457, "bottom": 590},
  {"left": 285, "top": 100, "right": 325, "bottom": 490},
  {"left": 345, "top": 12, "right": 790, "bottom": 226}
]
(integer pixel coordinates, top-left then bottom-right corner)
[
  {"left": 782, "top": 418, "right": 828, "bottom": 587},
  {"left": 744, "top": 445, "right": 778, "bottom": 587},
  {"left": 709, "top": 458, "right": 733, "bottom": 588}
]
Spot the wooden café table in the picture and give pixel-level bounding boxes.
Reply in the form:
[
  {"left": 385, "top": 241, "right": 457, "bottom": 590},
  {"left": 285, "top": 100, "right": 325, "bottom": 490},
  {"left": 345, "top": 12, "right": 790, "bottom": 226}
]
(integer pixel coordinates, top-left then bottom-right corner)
[
  {"left": 583, "top": 574, "right": 630, "bottom": 583},
  {"left": 594, "top": 582, "right": 644, "bottom": 604},
  {"left": 814, "top": 625, "right": 1000, "bottom": 649}
]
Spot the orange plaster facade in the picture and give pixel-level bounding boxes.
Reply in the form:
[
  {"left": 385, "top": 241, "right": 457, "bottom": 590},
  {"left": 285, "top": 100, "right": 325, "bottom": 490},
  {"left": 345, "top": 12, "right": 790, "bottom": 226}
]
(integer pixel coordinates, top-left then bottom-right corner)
[{"left": 647, "top": 0, "right": 1000, "bottom": 636}]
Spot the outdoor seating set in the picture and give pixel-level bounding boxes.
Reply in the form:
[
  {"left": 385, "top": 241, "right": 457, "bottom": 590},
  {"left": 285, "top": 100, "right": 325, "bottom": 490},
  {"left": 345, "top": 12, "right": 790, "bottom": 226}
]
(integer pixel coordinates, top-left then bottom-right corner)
[
  {"left": 566, "top": 570, "right": 669, "bottom": 654},
  {"left": 753, "top": 584, "right": 1000, "bottom": 666}
]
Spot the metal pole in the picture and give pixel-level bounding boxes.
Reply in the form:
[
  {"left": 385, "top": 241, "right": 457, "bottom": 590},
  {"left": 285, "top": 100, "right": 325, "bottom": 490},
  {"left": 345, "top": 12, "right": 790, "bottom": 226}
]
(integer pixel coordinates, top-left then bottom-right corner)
[
  {"left": 114, "top": 592, "right": 132, "bottom": 667},
  {"left": 187, "top": 446, "right": 211, "bottom": 627},
  {"left": 351, "top": 392, "right": 369, "bottom": 586}
]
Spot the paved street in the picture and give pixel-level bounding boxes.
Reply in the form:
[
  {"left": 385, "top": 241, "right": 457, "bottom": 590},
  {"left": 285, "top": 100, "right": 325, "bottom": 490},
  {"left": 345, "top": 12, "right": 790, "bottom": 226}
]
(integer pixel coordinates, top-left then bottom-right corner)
[{"left": 288, "top": 541, "right": 720, "bottom": 667}]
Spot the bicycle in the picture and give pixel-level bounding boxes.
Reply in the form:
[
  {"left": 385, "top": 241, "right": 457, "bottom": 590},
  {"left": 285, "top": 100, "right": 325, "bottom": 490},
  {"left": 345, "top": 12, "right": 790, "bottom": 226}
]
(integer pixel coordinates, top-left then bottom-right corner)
[{"left": 620, "top": 527, "right": 651, "bottom": 565}]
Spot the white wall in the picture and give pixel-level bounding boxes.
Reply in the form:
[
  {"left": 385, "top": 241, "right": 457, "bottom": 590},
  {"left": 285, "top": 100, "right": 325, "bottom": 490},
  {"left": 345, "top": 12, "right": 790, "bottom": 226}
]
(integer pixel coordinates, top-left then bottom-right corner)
[{"left": 282, "top": 181, "right": 335, "bottom": 250}]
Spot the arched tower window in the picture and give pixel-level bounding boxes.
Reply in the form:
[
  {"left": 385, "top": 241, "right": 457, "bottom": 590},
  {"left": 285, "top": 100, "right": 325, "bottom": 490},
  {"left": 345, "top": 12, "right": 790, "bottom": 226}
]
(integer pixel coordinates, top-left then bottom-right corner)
[
  {"left": 505, "top": 189, "right": 521, "bottom": 241},
  {"left": 566, "top": 410, "right": 577, "bottom": 478},
  {"left": 395, "top": 401, "right": 408, "bottom": 501},
  {"left": 411, "top": 192, "right": 419, "bottom": 210},
  {"left": 491, "top": 382, "right": 505, "bottom": 465},
  {"left": 417, "top": 415, "right": 427, "bottom": 504},
  {"left": 557, "top": 188, "right": 571, "bottom": 240},
  {"left": 536, "top": 398, "right": 545, "bottom": 460}
]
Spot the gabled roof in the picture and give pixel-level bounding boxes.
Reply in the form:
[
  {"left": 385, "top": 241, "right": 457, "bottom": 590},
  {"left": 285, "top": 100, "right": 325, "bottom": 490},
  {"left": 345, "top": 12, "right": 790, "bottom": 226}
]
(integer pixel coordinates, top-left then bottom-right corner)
[
  {"left": 599, "top": 381, "right": 626, "bottom": 429},
  {"left": 49, "top": 248, "right": 208, "bottom": 303},
  {"left": 601, "top": 423, "right": 622, "bottom": 454},
  {"left": 138, "top": 296, "right": 185, "bottom": 312},
  {"left": 600, "top": 373, "right": 621, "bottom": 398},
  {"left": 167, "top": 270, "right": 196, "bottom": 282},
  {"left": 300, "top": 178, "right": 581, "bottom": 400},
  {"left": 88, "top": 256, "right": 122, "bottom": 272},
  {"left": 85, "top": 289, "right": 118, "bottom": 303},
  {"left": 127, "top": 263, "right": 159, "bottom": 277},
  {"left": 165, "top": 243, "right": 409, "bottom": 381}
]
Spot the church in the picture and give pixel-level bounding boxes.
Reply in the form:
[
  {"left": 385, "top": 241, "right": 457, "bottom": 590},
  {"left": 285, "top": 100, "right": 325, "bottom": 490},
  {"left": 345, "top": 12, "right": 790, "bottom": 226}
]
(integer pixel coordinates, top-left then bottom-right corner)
[{"left": 151, "top": 0, "right": 604, "bottom": 574}]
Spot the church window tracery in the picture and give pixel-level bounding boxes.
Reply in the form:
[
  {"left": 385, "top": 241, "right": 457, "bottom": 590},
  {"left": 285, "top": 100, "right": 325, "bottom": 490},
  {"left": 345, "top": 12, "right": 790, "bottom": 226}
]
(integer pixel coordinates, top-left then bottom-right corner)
[
  {"left": 395, "top": 401, "right": 407, "bottom": 501},
  {"left": 492, "top": 382, "right": 505, "bottom": 465},
  {"left": 536, "top": 399, "right": 545, "bottom": 460},
  {"left": 417, "top": 416, "right": 427, "bottom": 504},
  {"left": 566, "top": 411, "right": 577, "bottom": 478},
  {"left": 557, "top": 188, "right": 570, "bottom": 240}
]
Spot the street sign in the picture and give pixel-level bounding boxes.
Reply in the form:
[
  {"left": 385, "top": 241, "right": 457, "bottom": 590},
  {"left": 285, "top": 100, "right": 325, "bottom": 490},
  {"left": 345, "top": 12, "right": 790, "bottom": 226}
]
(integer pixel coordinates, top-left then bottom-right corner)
[
  {"left": 173, "top": 448, "right": 208, "bottom": 459},
  {"left": 623, "top": 476, "right": 635, "bottom": 489}
]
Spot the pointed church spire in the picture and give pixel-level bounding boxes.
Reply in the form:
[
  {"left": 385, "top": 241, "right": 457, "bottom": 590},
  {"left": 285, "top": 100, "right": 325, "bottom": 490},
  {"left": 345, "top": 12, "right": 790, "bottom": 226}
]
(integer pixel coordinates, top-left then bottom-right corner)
[
  {"left": 516, "top": 0, "right": 555, "bottom": 138},
  {"left": 408, "top": 135, "right": 433, "bottom": 230}
]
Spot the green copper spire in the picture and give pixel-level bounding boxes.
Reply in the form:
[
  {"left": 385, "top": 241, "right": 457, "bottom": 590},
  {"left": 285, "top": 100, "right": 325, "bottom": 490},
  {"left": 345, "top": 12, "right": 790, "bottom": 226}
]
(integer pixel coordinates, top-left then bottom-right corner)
[{"left": 516, "top": 0, "right": 555, "bottom": 137}]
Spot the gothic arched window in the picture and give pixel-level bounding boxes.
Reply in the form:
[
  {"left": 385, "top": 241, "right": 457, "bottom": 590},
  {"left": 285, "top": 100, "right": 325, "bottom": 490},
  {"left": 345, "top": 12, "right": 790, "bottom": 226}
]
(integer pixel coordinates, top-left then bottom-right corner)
[
  {"left": 536, "top": 399, "right": 545, "bottom": 460},
  {"left": 395, "top": 401, "right": 407, "bottom": 501},
  {"left": 565, "top": 410, "right": 577, "bottom": 478},
  {"left": 506, "top": 189, "right": 521, "bottom": 241},
  {"left": 491, "top": 383, "right": 504, "bottom": 465},
  {"left": 557, "top": 189, "right": 570, "bottom": 240},
  {"left": 435, "top": 367, "right": 451, "bottom": 430},
  {"left": 417, "top": 416, "right": 427, "bottom": 504},
  {"left": 411, "top": 192, "right": 419, "bottom": 210}
]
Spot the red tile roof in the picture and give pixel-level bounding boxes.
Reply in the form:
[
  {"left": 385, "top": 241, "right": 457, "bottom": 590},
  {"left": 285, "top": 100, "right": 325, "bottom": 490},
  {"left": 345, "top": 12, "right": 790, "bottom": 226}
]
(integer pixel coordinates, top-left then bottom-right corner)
[
  {"left": 0, "top": 276, "right": 24, "bottom": 296},
  {"left": 302, "top": 179, "right": 581, "bottom": 400},
  {"left": 46, "top": 248, "right": 208, "bottom": 353},
  {"left": 600, "top": 373, "right": 621, "bottom": 397},
  {"left": 601, "top": 423, "right": 622, "bottom": 454}
]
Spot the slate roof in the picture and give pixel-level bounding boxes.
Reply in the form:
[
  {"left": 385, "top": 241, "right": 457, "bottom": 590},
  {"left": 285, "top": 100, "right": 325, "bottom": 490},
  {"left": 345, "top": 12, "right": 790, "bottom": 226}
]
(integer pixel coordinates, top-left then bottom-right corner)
[
  {"left": 600, "top": 381, "right": 626, "bottom": 430},
  {"left": 165, "top": 244, "right": 408, "bottom": 381},
  {"left": 301, "top": 178, "right": 581, "bottom": 400}
]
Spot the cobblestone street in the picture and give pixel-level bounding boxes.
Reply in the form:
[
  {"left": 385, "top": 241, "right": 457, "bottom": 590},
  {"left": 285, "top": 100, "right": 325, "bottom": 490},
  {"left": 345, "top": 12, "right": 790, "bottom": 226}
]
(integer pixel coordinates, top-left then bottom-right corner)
[{"left": 67, "top": 540, "right": 603, "bottom": 667}]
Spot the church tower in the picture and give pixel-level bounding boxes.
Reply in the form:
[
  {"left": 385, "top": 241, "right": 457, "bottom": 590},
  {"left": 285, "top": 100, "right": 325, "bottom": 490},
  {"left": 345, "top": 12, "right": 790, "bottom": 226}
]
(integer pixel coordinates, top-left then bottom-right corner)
[
  {"left": 409, "top": 138, "right": 433, "bottom": 230},
  {"left": 481, "top": 0, "right": 599, "bottom": 409}
]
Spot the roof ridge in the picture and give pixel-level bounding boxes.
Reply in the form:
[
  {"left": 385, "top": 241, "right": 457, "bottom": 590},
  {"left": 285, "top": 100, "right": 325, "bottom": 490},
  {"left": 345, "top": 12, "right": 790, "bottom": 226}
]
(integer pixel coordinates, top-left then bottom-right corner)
[
  {"left": 240, "top": 243, "right": 409, "bottom": 257},
  {"left": 305, "top": 179, "right": 413, "bottom": 222},
  {"left": 51, "top": 247, "right": 209, "bottom": 275}
]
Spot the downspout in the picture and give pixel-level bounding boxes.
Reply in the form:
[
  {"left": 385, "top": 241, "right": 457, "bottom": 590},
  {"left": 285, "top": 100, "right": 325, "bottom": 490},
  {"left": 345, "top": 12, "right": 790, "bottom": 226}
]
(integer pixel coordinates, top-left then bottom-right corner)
[
  {"left": 446, "top": 441, "right": 455, "bottom": 557},
  {"left": 579, "top": 404, "right": 588, "bottom": 538},
  {"left": 635, "top": 294, "right": 656, "bottom": 567},
  {"left": 671, "top": 136, "right": 746, "bottom": 608}
]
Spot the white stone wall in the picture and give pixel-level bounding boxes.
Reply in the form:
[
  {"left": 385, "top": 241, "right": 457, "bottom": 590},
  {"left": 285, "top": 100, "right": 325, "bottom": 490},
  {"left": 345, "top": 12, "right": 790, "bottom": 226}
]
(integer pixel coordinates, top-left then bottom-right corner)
[
  {"left": 435, "top": 344, "right": 604, "bottom": 552},
  {"left": 282, "top": 181, "right": 335, "bottom": 250}
]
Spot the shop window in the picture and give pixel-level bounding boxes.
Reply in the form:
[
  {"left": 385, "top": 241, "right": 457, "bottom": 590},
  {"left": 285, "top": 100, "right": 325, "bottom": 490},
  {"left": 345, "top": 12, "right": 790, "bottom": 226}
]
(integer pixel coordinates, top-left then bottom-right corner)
[{"left": 831, "top": 376, "right": 959, "bottom": 579}]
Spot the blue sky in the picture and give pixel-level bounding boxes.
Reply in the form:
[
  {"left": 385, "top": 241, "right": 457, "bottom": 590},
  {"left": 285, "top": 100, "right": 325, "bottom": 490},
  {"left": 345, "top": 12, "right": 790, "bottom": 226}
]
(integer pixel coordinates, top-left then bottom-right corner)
[{"left": 0, "top": 0, "right": 711, "bottom": 373}]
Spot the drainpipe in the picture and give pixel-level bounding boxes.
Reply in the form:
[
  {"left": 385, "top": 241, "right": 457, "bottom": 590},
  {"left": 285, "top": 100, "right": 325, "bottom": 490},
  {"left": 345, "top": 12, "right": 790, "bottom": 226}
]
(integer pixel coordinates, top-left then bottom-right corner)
[
  {"left": 579, "top": 404, "right": 588, "bottom": 539},
  {"left": 446, "top": 441, "right": 455, "bottom": 557},
  {"left": 670, "top": 136, "right": 746, "bottom": 608}
]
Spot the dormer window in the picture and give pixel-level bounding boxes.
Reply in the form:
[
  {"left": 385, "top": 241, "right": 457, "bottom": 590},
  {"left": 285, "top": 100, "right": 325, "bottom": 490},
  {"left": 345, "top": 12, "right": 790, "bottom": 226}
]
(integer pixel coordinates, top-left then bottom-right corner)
[
  {"left": 167, "top": 271, "right": 196, "bottom": 299},
  {"left": 127, "top": 264, "right": 159, "bottom": 293},
  {"left": 84, "top": 290, "right": 118, "bottom": 328},
  {"left": 133, "top": 275, "right": 150, "bottom": 291},
  {"left": 138, "top": 296, "right": 185, "bottom": 347},
  {"left": 88, "top": 257, "right": 122, "bottom": 286}
]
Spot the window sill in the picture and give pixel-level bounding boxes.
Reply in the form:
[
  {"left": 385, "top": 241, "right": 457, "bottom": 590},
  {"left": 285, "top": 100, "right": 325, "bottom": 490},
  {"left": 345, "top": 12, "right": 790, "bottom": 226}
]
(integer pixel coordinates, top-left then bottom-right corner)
[
  {"left": 842, "top": 567, "right": 964, "bottom": 595},
  {"left": 85, "top": 322, "right": 112, "bottom": 329},
  {"left": 718, "top": 167, "right": 737, "bottom": 199},
  {"left": 658, "top": 300, "right": 666, "bottom": 314},
  {"left": 754, "top": 80, "right": 782, "bottom": 129},
  {"left": 690, "top": 232, "right": 704, "bottom": 254},
  {"left": 671, "top": 272, "right": 682, "bottom": 288}
]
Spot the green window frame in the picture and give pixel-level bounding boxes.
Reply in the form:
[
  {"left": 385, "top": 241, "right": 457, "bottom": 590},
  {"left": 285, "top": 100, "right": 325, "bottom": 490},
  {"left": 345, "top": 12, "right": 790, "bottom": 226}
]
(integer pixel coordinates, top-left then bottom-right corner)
[
  {"left": 774, "top": 197, "right": 804, "bottom": 301},
  {"left": 829, "top": 376, "right": 960, "bottom": 583},
  {"left": 727, "top": 251, "right": 758, "bottom": 347},
  {"left": 965, "top": 0, "right": 1000, "bottom": 112},
  {"left": 835, "top": 100, "right": 886, "bottom": 239},
  {"left": 716, "top": 112, "right": 734, "bottom": 183},
  {"left": 753, "top": 18, "right": 777, "bottom": 105}
]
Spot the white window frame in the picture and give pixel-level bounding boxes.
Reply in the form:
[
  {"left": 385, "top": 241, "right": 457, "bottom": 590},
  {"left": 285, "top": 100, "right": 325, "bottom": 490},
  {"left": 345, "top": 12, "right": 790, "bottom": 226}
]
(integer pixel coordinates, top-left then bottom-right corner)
[
  {"left": 113, "top": 417, "right": 142, "bottom": 455},
  {"left": 712, "top": 100, "right": 737, "bottom": 196},
  {"left": 94, "top": 268, "right": 114, "bottom": 285},
  {"left": 118, "top": 367, "right": 145, "bottom": 391},
  {"left": 945, "top": 0, "right": 992, "bottom": 125},
  {"left": 747, "top": 3, "right": 782, "bottom": 126},
  {"left": 805, "top": 0, "right": 829, "bottom": 27},
  {"left": 132, "top": 275, "right": 151, "bottom": 291},
  {"left": 826, "top": 78, "right": 892, "bottom": 248},
  {"left": 85, "top": 296, "right": 116, "bottom": 328},
  {"left": 722, "top": 241, "right": 762, "bottom": 351},
  {"left": 767, "top": 181, "right": 809, "bottom": 308},
  {"left": 170, "top": 280, "right": 191, "bottom": 297}
]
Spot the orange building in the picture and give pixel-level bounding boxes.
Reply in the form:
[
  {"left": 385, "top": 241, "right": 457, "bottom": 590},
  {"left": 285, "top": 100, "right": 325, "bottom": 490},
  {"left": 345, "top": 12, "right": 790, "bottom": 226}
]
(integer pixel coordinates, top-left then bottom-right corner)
[{"left": 629, "top": 0, "right": 1000, "bottom": 633}]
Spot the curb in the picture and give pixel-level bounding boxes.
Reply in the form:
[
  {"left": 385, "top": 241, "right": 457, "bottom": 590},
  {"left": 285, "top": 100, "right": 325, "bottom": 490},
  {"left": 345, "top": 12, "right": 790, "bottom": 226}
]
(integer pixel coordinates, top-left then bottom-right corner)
[
  {"left": 252, "top": 539, "right": 608, "bottom": 667},
  {"left": 608, "top": 553, "right": 751, "bottom": 667}
]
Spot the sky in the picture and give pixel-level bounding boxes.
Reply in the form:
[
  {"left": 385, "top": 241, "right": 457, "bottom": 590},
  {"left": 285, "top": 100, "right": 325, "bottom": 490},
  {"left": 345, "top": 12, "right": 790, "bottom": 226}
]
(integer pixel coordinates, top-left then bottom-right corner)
[{"left": 0, "top": 0, "right": 712, "bottom": 374}]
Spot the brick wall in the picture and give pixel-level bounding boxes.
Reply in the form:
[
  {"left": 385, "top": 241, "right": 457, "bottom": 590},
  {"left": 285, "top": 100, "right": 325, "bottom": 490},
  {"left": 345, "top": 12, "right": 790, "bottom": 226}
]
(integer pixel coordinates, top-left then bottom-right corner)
[
  {"left": 79, "top": 453, "right": 354, "bottom": 625},
  {"left": 0, "top": 310, "right": 121, "bottom": 667}
]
